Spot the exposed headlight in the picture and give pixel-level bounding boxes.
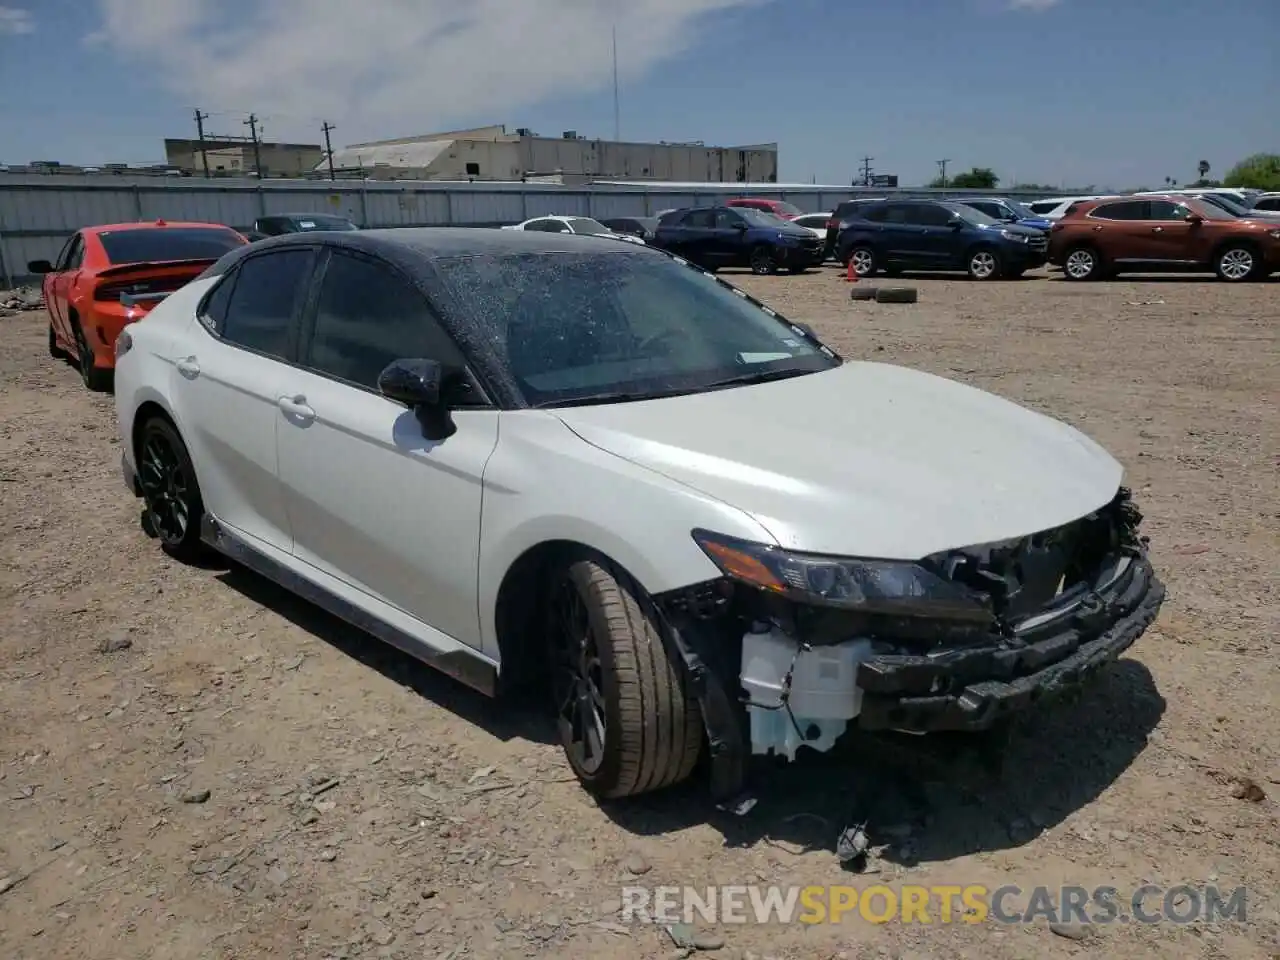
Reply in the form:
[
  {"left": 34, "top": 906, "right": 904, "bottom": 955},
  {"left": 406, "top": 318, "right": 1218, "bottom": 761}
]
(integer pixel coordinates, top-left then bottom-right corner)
[
  {"left": 115, "top": 328, "right": 133, "bottom": 360},
  {"left": 776, "top": 232, "right": 797, "bottom": 244},
  {"left": 692, "top": 529, "right": 992, "bottom": 621},
  {"left": 1000, "top": 230, "right": 1029, "bottom": 243}
]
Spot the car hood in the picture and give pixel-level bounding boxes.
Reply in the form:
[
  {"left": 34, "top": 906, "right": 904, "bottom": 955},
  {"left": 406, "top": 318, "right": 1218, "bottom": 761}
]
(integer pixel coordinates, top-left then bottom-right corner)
[
  {"left": 552, "top": 362, "right": 1123, "bottom": 559},
  {"left": 1018, "top": 217, "right": 1053, "bottom": 230},
  {"left": 979, "top": 222, "right": 1045, "bottom": 239}
]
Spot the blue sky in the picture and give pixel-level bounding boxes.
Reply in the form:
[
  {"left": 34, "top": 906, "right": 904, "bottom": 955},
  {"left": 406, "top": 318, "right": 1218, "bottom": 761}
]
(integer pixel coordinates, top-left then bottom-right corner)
[{"left": 0, "top": 0, "right": 1276, "bottom": 189}]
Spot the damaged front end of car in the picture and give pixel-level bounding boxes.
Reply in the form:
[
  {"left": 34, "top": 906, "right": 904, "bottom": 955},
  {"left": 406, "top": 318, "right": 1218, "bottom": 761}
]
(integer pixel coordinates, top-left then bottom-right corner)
[{"left": 654, "top": 487, "right": 1166, "bottom": 803}]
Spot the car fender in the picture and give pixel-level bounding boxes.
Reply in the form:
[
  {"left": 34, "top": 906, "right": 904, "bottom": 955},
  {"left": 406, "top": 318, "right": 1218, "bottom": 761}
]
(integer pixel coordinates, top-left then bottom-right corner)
[{"left": 476, "top": 412, "right": 775, "bottom": 655}]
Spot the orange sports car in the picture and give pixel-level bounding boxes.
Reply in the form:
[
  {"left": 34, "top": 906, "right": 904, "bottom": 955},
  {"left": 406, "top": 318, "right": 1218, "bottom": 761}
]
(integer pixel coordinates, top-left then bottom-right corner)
[{"left": 29, "top": 220, "right": 248, "bottom": 390}]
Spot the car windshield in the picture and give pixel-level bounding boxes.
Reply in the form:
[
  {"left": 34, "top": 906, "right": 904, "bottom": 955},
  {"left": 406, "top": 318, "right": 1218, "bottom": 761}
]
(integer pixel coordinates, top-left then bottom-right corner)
[
  {"left": 943, "top": 202, "right": 1001, "bottom": 226},
  {"left": 566, "top": 218, "right": 611, "bottom": 235},
  {"left": 292, "top": 215, "right": 358, "bottom": 231},
  {"left": 435, "top": 251, "right": 839, "bottom": 407},
  {"left": 737, "top": 208, "right": 792, "bottom": 226},
  {"left": 98, "top": 227, "right": 246, "bottom": 264},
  {"left": 772, "top": 201, "right": 804, "bottom": 216}
]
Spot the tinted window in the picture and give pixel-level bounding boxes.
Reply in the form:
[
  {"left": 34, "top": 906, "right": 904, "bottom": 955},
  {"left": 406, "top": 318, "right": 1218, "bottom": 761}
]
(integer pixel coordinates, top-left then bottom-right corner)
[
  {"left": 307, "top": 252, "right": 464, "bottom": 390},
  {"left": 566, "top": 218, "right": 611, "bottom": 235},
  {"left": 881, "top": 203, "right": 915, "bottom": 224},
  {"left": 857, "top": 204, "right": 886, "bottom": 223},
  {"left": 682, "top": 210, "right": 716, "bottom": 229},
  {"left": 290, "top": 215, "right": 358, "bottom": 232},
  {"left": 200, "top": 273, "right": 237, "bottom": 332},
  {"left": 99, "top": 227, "right": 245, "bottom": 264},
  {"left": 435, "top": 252, "right": 837, "bottom": 407},
  {"left": 526, "top": 219, "right": 568, "bottom": 233},
  {"left": 220, "top": 250, "right": 311, "bottom": 358},
  {"left": 1028, "top": 201, "right": 1060, "bottom": 214},
  {"left": 60, "top": 234, "right": 85, "bottom": 270},
  {"left": 965, "top": 201, "right": 1000, "bottom": 217},
  {"left": 1090, "top": 201, "right": 1148, "bottom": 220},
  {"left": 1148, "top": 201, "right": 1192, "bottom": 221},
  {"left": 714, "top": 209, "right": 744, "bottom": 229},
  {"left": 914, "top": 203, "right": 956, "bottom": 227},
  {"left": 1255, "top": 197, "right": 1280, "bottom": 211}
]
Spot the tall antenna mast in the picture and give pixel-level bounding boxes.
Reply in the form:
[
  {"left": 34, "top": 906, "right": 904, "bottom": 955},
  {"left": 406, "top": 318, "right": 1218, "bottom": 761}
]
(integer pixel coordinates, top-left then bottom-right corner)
[{"left": 612, "top": 25, "right": 620, "bottom": 141}]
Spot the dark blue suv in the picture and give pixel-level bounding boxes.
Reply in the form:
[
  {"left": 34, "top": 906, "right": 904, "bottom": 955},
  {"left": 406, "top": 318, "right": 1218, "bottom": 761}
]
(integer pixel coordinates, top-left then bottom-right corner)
[
  {"left": 835, "top": 199, "right": 1048, "bottom": 280},
  {"left": 652, "top": 206, "right": 825, "bottom": 274}
]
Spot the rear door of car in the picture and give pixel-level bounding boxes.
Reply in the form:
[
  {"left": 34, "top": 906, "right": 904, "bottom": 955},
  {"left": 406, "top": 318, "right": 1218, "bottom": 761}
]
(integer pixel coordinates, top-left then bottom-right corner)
[
  {"left": 1084, "top": 200, "right": 1152, "bottom": 261},
  {"left": 711, "top": 208, "right": 751, "bottom": 266},
  {"left": 273, "top": 247, "right": 498, "bottom": 653},
  {"left": 176, "top": 246, "right": 315, "bottom": 554},
  {"left": 878, "top": 202, "right": 930, "bottom": 266}
]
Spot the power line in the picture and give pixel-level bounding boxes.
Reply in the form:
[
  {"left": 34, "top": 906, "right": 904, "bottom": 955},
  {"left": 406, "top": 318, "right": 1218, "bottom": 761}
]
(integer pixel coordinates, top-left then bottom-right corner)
[
  {"left": 321, "top": 122, "right": 337, "bottom": 180},
  {"left": 193, "top": 108, "right": 211, "bottom": 179},
  {"left": 244, "top": 114, "right": 264, "bottom": 179}
]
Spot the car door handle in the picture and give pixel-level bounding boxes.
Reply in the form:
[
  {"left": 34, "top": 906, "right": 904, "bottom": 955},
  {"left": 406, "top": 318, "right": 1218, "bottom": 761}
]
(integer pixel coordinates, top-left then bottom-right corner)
[
  {"left": 1151, "top": 226, "right": 1163, "bottom": 232},
  {"left": 176, "top": 357, "right": 200, "bottom": 378},
  {"left": 277, "top": 395, "right": 316, "bottom": 423},
  {"left": 1092, "top": 226, "right": 1104, "bottom": 232}
]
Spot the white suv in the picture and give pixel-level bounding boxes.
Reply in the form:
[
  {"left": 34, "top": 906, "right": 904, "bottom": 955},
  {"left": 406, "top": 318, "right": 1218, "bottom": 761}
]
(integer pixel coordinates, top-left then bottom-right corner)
[{"left": 113, "top": 229, "right": 1165, "bottom": 801}]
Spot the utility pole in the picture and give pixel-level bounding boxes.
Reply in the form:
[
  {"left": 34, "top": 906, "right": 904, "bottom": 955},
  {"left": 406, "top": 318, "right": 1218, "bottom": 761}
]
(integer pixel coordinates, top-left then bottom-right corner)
[
  {"left": 245, "top": 114, "right": 264, "bottom": 179},
  {"left": 860, "top": 156, "right": 874, "bottom": 187},
  {"left": 936, "top": 158, "right": 951, "bottom": 187},
  {"left": 193, "top": 108, "right": 211, "bottom": 178},
  {"left": 611, "top": 26, "right": 620, "bottom": 142},
  {"left": 321, "top": 122, "right": 337, "bottom": 180}
]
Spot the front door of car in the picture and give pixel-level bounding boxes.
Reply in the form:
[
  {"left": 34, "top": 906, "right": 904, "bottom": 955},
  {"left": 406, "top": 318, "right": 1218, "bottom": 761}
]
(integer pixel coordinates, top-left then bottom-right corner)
[
  {"left": 274, "top": 248, "right": 498, "bottom": 652},
  {"left": 712, "top": 208, "right": 750, "bottom": 265},
  {"left": 49, "top": 233, "right": 85, "bottom": 345},
  {"left": 878, "top": 203, "right": 929, "bottom": 266},
  {"left": 177, "top": 247, "right": 313, "bottom": 555},
  {"left": 1144, "top": 200, "right": 1201, "bottom": 262},
  {"left": 910, "top": 203, "right": 962, "bottom": 267}
]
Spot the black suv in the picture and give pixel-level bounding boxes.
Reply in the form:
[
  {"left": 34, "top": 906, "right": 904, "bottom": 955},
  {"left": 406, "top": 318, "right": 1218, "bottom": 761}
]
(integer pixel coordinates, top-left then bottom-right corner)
[
  {"left": 822, "top": 198, "right": 886, "bottom": 259},
  {"left": 834, "top": 199, "right": 1049, "bottom": 280},
  {"left": 652, "top": 206, "right": 824, "bottom": 274},
  {"left": 245, "top": 213, "right": 360, "bottom": 241}
]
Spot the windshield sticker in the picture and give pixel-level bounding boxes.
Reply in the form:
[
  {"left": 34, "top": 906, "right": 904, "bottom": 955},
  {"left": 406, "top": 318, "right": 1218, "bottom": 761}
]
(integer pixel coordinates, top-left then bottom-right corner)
[
  {"left": 739, "top": 352, "right": 794, "bottom": 364},
  {"left": 299, "top": 221, "right": 317, "bottom": 229}
]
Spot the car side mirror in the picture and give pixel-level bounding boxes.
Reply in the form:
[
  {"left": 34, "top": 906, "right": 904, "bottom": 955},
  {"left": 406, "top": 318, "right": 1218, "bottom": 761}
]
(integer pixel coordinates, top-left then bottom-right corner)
[
  {"left": 1185, "top": 213, "right": 1204, "bottom": 224},
  {"left": 27, "top": 259, "right": 54, "bottom": 274},
  {"left": 733, "top": 221, "right": 749, "bottom": 231},
  {"left": 948, "top": 217, "right": 964, "bottom": 229},
  {"left": 378, "top": 358, "right": 462, "bottom": 441}
]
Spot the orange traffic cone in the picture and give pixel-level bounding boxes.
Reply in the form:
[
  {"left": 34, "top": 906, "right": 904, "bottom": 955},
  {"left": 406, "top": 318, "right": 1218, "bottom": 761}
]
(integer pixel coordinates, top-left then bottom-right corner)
[{"left": 845, "top": 259, "right": 858, "bottom": 282}]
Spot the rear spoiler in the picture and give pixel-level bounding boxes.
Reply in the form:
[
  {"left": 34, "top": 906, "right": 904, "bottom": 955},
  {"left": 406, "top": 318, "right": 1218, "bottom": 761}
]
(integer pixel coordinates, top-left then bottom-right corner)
[{"left": 95, "top": 257, "right": 220, "bottom": 280}]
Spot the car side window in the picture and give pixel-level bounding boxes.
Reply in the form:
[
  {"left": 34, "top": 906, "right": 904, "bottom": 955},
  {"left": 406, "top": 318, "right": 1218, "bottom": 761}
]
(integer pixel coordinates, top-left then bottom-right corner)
[
  {"left": 220, "top": 250, "right": 311, "bottom": 359},
  {"left": 714, "top": 209, "right": 743, "bottom": 229},
  {"left": 199, "top": 272, "right": 238, "bottom": 333},
  {"left": 683, "top": 210, "right": 715, "bottom": 229},
  {"left": 306, "top": 251, "right": 467, "bottom": 392},
  {"left": 1090, "top": 201, "right": 1148, "bottom": 220},
  {"left": 1256, "top": 197, "right": 1280, "bottom": 211},
  {"left": 881, "top": 203, "right": 914, "bottom": 224},
  {"left": 54, "top": 235, "right": 77, "bottom": 271},
  {"left": 858, "top": 204, "right": 886, "bottom": 223},
  {"left": 915, "top": 204, "right": 955, "bottom": 227},
  {"left": 58, "top": 233, "right": 85, "bottom": 271},
  {"left": 1148, "top": 201, "right": 1188, "bottom": 220}
]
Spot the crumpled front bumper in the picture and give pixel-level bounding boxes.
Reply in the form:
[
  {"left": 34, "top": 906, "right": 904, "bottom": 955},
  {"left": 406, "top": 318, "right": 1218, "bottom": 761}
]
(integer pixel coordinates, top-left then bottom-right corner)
[{"left": 855, "top": 553, "right": 1164, "bottom": 733}]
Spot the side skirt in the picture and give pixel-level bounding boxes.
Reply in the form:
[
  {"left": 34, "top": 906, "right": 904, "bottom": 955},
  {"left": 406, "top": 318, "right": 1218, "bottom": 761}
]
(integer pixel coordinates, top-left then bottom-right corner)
[{"left": 200, "top": 514, "right": 498, "bottom": 697}]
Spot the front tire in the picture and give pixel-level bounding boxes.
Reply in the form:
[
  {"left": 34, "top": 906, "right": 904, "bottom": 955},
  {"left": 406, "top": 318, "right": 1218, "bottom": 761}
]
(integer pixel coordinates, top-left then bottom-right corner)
[
  {"left": 548, "top": 558, "right": 702, "bottom": 799},
  {"left": 749, "top": 246, "right": 778, "bottom": 275},
  {"left": 967, "top": 247, "right": 1002, "bottom": 281},
  {"left": 1215, "top": 244, "right": 1260, "bottom": 282},
  {"left": 137, "top": 417, "right": 207, "bottom": 563}
]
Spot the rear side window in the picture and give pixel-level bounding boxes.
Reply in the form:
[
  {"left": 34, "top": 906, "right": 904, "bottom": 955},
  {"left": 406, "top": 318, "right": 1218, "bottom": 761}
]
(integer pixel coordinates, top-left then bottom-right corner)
[
  {"left": 219, "top": 250, "right": 312, "bottom": 359},
  {"left": 682, "top": 210, "right": 716, "bottom": 228},
  {"left": 914, "top": 204, "right": 954, "bottom": 227},
  {"left": 306, "top": 251, "right": 465, "bottom": 391},
  {"left": 98, "top": 227, "right": 245, "bottom": 265},
  {"left": 1255, "top": 197, "right": 1280, "bottom": 211},
  {"left": 1028, "top": 201, "right": 1059, "bottom": 214},
  {"left": 1089, "top": 201, "right": 1148, "bottom": 220},
  {"left": 857, "top": 204, "right": 887, "bottom": 223}
]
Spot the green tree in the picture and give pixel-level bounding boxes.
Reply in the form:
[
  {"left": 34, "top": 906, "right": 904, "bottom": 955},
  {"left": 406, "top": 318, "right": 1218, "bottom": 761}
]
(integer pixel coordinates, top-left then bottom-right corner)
[
  {"left": 929, "top": 166, "right": 999, "bottom": 189},
  {"left": 1222, "top": 153, "right": 1280, "bottom": 190}
]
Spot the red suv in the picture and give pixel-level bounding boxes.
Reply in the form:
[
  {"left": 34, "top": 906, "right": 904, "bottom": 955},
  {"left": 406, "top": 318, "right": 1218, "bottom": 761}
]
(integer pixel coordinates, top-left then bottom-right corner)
[
  {"left": 1048, "top": 194, "right": 1280, "bottom": 282},
  {"left": 725, "top": 197, "right": 803, "bottom": 220}
]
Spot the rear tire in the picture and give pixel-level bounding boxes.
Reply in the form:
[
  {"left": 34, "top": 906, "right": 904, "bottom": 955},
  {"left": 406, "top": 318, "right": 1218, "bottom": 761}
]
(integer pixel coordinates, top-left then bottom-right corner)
[
  {"left": 48, "top": 323, "right": 67, "bottom": 360},
  {"left": 847, "top": 246, "right": 878, "bottom": 277},
  {"left": 71, "top": 317, "right": 112, "bottom": 392},
  {"left": 548, "top": 558, "right": 702, "bottom": 799},
  {"left": 137, "top": 417, "right": 207, "bottom": 564},
  {"left": 1062, "top": 245, "right": 1102, "bottom": 281}
]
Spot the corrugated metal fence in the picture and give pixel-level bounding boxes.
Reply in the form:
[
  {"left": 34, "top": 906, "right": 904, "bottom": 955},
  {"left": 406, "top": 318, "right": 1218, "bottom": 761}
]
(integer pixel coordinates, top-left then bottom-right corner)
[{"left": 0, "top": 175, "right": 1057, "bottom": 286}]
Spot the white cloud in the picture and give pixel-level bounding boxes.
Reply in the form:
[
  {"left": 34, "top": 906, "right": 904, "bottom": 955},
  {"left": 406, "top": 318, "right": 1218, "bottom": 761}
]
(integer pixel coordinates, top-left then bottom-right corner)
[
  {"left": 0, "top": 5, "right": 35, "bottom": 34},
  {"left": 1007, "top": 0, "right": 1061, "bottom": 10},
  {"left": 91, "top": 0, "right": 768, "bottom": 142}
]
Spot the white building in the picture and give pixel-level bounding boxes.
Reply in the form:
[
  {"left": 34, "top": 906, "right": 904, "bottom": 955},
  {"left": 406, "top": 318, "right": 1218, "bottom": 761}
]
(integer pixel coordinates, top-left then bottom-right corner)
[{"left": 323, "top": 125, "right": 779, "bottom": 183}]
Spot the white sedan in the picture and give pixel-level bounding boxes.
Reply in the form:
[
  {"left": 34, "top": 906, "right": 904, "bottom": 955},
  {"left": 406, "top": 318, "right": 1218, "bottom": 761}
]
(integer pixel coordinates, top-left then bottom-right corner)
[
  {"left": 502, "top": 215, "right": 646, "bottom": 245},
  {"left": 113, "top": 229, "right": 1165, "bottom": 802}
]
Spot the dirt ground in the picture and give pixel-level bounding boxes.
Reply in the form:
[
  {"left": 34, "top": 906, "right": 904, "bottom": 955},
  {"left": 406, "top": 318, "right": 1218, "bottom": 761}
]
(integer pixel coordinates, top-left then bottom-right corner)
[{"left": 1, "top": 266, "right": 1277, "bottom": 960}]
